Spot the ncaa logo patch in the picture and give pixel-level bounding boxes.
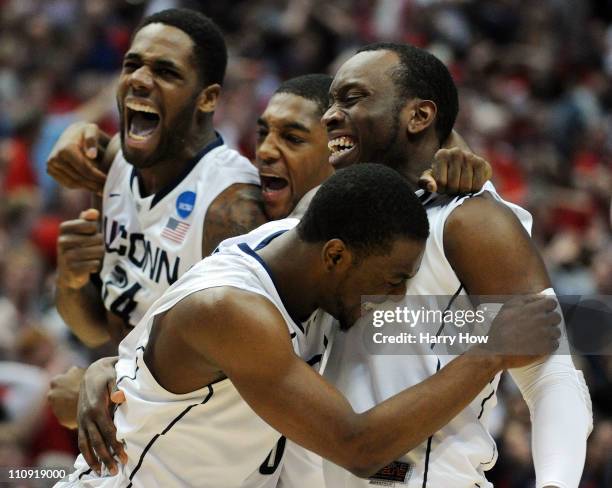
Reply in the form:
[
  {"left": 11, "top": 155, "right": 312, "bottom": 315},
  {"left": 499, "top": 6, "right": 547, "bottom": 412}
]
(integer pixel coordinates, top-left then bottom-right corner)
[{"left": 176, "top": 191, "right": 196, "bottom": 219}]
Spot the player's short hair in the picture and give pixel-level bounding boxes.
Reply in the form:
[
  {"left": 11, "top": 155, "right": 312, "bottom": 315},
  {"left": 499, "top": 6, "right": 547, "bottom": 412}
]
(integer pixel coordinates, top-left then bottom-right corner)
[
  {"left": 357, "top": 42, "right": 458, "bottom": 144},
  {"left": 297, "top": 164, "right": 429, "bottom": 257},
  {"left": 139, "top": 8, "right": 227, "bottom": 86},
  {"left": 274, "top": 74, "right": 333, "bottom": 116}
]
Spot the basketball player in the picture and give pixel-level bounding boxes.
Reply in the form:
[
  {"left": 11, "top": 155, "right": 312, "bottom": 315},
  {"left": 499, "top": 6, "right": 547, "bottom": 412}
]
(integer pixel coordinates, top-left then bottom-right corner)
[
  {"left": 254, "top": 73, "right": 492, "bottom": 488},
  {"left": 47, "top": 9, "right": 266, "bottom": 429},
  {"left": 54, "top": 9, "right": 266, "bottom": 347},
  {"left": 57, "top": 164, "right": 562, "bottom": 488},
  {"left": 321, "top": 43, "right": 593, "bottom": 487}
]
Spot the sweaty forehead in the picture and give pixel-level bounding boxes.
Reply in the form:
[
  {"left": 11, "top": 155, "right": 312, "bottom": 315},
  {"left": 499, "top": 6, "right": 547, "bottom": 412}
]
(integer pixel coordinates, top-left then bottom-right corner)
[
  {"left": 261, "top": 93, "right": 321, "bottom": 128},
  {"left": 331, "top": 50, "right": 399, "bottom": 91},
  {"left": 129, "top": 23, "right": 195, "bottom": 66}
]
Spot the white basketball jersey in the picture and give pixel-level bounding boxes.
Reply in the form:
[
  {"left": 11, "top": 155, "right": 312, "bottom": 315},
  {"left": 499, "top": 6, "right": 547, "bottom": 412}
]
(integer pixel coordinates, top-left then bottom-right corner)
[
  {"left": 100, "top": 136, "right": 260, "bottom": 327},
  {"left": 60, "top": 219, "right": 332, "bottom": 488},
  {"left": 323, "top": 182, "right": 533, "bottom": 488}
]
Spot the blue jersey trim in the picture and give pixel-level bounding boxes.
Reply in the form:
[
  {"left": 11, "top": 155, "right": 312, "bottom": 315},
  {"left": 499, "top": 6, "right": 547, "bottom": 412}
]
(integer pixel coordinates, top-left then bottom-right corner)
[{"left": 237, "top": 233, "right": 305, "bottom": 334}]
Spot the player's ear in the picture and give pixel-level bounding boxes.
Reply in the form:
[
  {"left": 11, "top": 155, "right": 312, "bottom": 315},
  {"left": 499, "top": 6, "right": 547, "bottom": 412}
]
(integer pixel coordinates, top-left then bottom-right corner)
[
  {"left": 196, "top": 83, "right": 221, "bottom": 114},
  {"left": 404, "top": 99, "right": 437, "bottom": 136},
  {"left": 322, "top": 239, "right": 352, "bottom": 272}
]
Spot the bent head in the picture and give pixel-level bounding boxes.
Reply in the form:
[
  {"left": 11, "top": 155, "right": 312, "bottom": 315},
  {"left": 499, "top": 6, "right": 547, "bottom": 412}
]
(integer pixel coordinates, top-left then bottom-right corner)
[
  {"left": 255, "top": 74, "right": 334, "bottom": 220},
  {"left": 117, "top": 9, "right": 227, "bottom": 168},
  {"left": 297, "top": 164, "right": 429, "bottom": 329},
  {"left": 324, "top": 43, "right": 458, "bottom": 174}
]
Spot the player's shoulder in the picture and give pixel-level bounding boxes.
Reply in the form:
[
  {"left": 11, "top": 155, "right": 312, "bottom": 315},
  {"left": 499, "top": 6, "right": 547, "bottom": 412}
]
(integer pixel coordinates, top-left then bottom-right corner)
[
  {"left": 207, "top": 143, "right": 254, "bottom": 169},
  {"left": 446, "top": 191, "right": 522, "bottom": 231},
  {"left": 443, "top": 190, "right": 532, "bottom": 259},
  {"left": 199, "top": 143, "right": 259, "bottom": 193},
  {"left": 179, "top": 285, "right": 281, "bottom": 327}
]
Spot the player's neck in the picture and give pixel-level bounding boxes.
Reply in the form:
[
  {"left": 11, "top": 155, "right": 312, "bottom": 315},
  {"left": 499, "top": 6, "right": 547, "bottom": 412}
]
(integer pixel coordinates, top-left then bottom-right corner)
[
  {"left": 136, "top": 125, "right": 218, "bottom": 196},
  {"left": 258, "top": 231, "right": 321, "bottom": 322},
  {"left": 401, "top": 132, "right": 440, "bottom": 185}
]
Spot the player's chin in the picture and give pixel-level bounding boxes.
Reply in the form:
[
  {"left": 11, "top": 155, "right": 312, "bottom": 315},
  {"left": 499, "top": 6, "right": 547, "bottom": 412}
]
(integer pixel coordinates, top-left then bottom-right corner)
[
  {"left": 122, "top": 139, "right": 159, "bottom": 168},
  {"left": 262, "top": 189, "right": 293, "bottom": 220},
  {"left": 329, "top": 144, "right": 359, "bottom": 170},
  {"left": 122, "top": 146, "right": 153, "bottom": 168},
  {"left": 263, "top": 202, "right": 292, "bottom": 221}
]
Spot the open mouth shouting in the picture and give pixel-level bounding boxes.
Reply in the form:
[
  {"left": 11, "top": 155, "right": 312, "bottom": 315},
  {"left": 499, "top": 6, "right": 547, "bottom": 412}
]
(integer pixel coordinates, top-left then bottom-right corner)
[
  {"left": 124, "top": 99, "right": 161, "bottom": 152},
  {"left": 328, "top": 135, "right": 357, "bottom": 168},
  {"left": 260, "top": 173, "right": 291, "bottom": 219},
  {"left": 260, "top": 174, "right": 289, "bottom": 201}
]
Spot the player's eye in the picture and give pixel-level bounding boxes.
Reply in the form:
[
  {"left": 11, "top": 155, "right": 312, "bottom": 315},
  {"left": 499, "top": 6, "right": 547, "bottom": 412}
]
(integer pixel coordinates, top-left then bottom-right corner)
[
  {"left": 158, "top": 68, "right": 178, "bottom": 78},
  {"left": 285, "top": 134, "right": 304, "bottom": 144},
  {"left": 122, "top": 61, "right": 139, "bottom": 72},
  {"left": 387, "top": 277, "right": 407, "bottom": 288},
  {"left": 344, "top": 93, "right": 363, "bottom": 105},
  {"left": 256, "top": 128, "right": 268, "bottom": 142}
]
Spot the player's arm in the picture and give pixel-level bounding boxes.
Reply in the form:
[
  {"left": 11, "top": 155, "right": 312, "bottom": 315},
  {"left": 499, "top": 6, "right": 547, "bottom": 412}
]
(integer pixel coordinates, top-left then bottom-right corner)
[
  {"left": 444, "top": 193, "right": 549, "bottom": 295},
  {"left": 444, "top": 195, "right": 592, "bottom": 488},
  {"left": 47, "top": 122, "right": 119, "bottom": 194},
  {"left": 55, "top": 210, "right": 109, "bottom": 348},
  {"left": 52, "top": 220, "right": 109, "bottom": 430},
  {"left": 54, "top": 136, "right": 120, "bottom": 348},
  {"left": 51, "top": 143, "right": 120, "bottom": 430},
  {"left": 173, "top": 288, "right": 558, "bottom": 478},
  {"left": 202, "top": 183, "right": 267, "bottom": 256}
]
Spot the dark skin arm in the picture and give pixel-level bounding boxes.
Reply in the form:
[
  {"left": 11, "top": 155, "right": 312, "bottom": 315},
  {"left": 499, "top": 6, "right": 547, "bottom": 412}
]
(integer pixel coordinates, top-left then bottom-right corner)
[
  {"left": 55, "top": 136, "right": 121, "bottom": 348},
  {"left": 444, "top": 193, "right": 551, "bottom": 296},
  {"left": 55, "top": 210, "right": 109, "bottom": 348},
  {"left": 202, "top": 183, "right": 267, "bottom": 256},
  {"left": 49, "top": 136, "right": 121, "bottom": 430},
  {"left": 444, "top": 194, "right": 557, "bottom": 488}
]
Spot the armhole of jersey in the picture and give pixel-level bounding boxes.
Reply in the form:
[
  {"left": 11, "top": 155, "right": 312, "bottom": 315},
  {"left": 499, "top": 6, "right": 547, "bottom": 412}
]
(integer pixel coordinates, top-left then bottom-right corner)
[{"left": 438, "top": 190, "right": 486, "bottom": 270}]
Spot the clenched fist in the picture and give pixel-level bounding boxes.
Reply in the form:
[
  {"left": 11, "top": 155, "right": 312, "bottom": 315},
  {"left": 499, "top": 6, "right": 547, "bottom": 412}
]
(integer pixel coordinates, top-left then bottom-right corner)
[
  {"left": 419, "top": 148, "right": 492, "bottom": 194},
  {"left": 57, "top": 209, "right": 104, "bottom": 290}
]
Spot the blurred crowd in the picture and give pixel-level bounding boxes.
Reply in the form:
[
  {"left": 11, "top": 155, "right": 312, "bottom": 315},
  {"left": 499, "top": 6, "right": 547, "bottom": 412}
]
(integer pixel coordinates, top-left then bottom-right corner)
[{"left": 0, "top": 0, "right": 610, "bottom": 486}]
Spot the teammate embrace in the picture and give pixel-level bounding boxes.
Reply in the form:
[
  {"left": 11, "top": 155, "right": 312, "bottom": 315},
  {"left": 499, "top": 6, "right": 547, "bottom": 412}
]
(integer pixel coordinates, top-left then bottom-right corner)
[{"left": 47, "top": 8, "right": 591, "bottom": 488}]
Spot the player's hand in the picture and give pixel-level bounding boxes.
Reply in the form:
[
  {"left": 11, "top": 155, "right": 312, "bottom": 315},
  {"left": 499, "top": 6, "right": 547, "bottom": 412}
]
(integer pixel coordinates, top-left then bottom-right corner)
[
  {"left": 480, "top": 295, "right": 562, "bottom": 369},
  {"left": 47, "top": 122, "right": 109, "bottom": 195},
  {"left": 78, "top": 356, "right": 127, "bottom": 476},
  {"left": 418, "top": 148, "right": 492, "bottom": 194},
  {"left": 48, "top": 366, "right": 85, "bottom": 429},
  {"left": 57, "top": 209, "right": 104, "bottom": 290}
]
